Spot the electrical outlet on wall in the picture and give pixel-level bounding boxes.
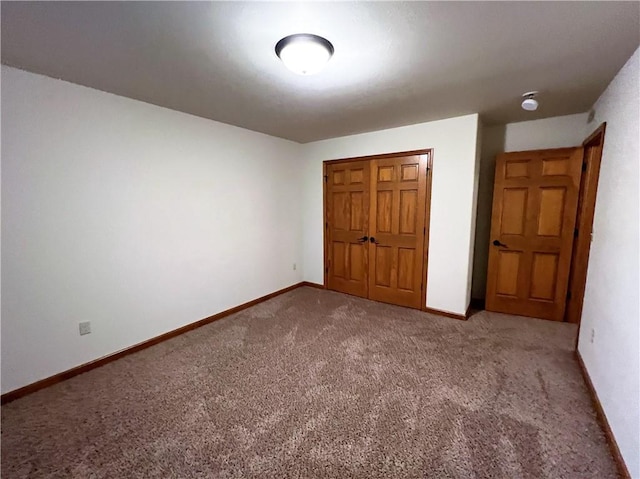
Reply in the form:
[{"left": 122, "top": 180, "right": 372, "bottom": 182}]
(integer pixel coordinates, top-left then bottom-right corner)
[
  {"left": 590, "top": 328, "right": 595, "bottom": 344},
  {"left": 79, "top": 321, "right": 91, "bottom": 336}
]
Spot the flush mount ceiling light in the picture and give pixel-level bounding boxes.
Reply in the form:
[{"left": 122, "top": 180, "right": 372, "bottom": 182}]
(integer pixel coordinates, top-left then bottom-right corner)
[
  {"left": 275, "top": 34, "right": 334, "bottom": 75},
  {"left": 521, "top": 91, "right": 539, "bottom": 111}
]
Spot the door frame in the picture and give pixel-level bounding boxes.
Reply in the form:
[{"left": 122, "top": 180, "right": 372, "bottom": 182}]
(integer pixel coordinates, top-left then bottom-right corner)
[
  {"left": 322, "top": 149, "right": 434, "bottom": 310},
  {"left": 567, "top": 123, "right": 606, "bottom": 330}
]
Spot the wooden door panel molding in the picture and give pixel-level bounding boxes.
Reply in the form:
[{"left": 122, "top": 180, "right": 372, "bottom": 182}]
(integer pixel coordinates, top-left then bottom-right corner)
[
  {"left": 542, "top": 156, "right": 573, "bottom": 176},
  {"left": 349, "top": 192, "right": 364, "bottom": 231},
  {"left": 495, "top": 250, "right": 521, "bottom": 297},
  {"left": 504, "top": 160, "right": 531, "bottom": 179},
  {"left": 399, "top": 190, "right": 418, "bottom": 234},
  {"left": 537, "top": 187, "right": 567, "bottom": 237},
  {"left": 376, "top": 190, "right": 393, "bottom": 233},
  {"left": 530, "top": 252, "right": 559, "bottom": 301},
  {"left": 397, "top": 248, "right": 416, "bottom": 291},
  {"left": 377, "top": 166, "right": 394, "bottom": 182},
  {"left": 331, "top": 191, "right": 349, "bottom": 230},
  {"left": 500, "top": 188, "right": 528, "bottom": 235},
  {"left": 401, "top": 163, "right": 419, "bottom": 181},
  {"left": 374, "top": 245, "right": 393, "bottom": 287},
  {"left": 486, "top": 147, "right": 583, "bottom": 321},
  {"left": 349, "top": 168, "right": 364, "bottom": 184},
  {"left": 348, "top": 243, "right": 366, "bottom": 281}
]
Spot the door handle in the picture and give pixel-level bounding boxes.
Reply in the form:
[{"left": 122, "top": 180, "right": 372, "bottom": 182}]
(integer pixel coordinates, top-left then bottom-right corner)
[
  {"left": 492, "top": 239, "right": 508, "bottom": 248},
  {"left": 370, "top": 237, "right": 380, "bottom": 245},
  {"left": 357, "top": 236, "right": 369, "bottom": 243}
]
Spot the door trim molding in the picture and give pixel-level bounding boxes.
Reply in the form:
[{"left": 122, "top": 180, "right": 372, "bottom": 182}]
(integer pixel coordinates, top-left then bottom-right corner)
[
  {"left": 323, "top": 149, "right": 433, "bottom": 310},
  {"left": 576, "top": 350, "right": 631, "bottom": 479},
  {"left": 582, "top": 121, "right": 607, "bottom": 148},
  {"left": 1, "top": 281, "right": 319, "bottom": 405},
  {"left": 567, "top": 122, "right": 606, "bottom": 326},
  {"left": 323, "top": 148, "right": 434, "bottom": 165},
  {"left": 421, "top": 151, "right": 434, "bottom": 313}
]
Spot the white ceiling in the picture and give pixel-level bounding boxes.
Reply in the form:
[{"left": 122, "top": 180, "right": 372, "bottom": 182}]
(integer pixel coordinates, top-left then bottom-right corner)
[{"left": 2, "top": 2, "right": 639, "bottom": 143}]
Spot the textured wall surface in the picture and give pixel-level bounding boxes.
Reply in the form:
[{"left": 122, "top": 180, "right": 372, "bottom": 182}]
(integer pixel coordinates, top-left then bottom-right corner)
[
  {"left": 577, "top": 47, "right": 640, "bottom": 477},
  {"left": 1, "top": 66, "right": 304, "bottom": 393}
]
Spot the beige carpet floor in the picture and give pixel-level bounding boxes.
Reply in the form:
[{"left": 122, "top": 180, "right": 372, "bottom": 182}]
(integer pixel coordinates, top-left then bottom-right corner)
[{"left": 1, "top": 287, "right": 617, "bottom": 478}]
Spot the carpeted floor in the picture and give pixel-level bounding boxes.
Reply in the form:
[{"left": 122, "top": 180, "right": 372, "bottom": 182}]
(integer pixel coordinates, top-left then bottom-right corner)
[{"left": 1, "top": 287, "right": 617, "bottom": 478}]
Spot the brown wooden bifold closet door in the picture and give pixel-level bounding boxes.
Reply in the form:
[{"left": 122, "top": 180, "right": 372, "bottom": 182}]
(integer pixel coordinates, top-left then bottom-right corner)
[
  {"left": 325, "top": 153, "right": 429, "bottom": 309},
  {"left": 485, "top": 148, "right": 583, "bottom": 321},
  {"left": 368, "top": 155, "right": 429, "bottom": 309},
  {"left": 326, "top": 161, "right": 371, "bottom": 298}
]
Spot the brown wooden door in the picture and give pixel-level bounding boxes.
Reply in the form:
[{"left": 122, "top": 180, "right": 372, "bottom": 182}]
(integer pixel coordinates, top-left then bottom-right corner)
[
  {"left": 368, "top": 155, "right": 429, "bottom": 309},
  {"left": 325, "top": 161, "right": 370, "bottom": 298},
  {"left": 485, "top": 148, "right": 583, "bottom": 321}
]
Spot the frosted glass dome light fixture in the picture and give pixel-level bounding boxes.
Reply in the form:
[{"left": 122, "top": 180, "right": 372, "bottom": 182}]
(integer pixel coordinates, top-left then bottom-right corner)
[
  {"left": 275, "top": 34, "right": 334, "bottom": 75},
  {"left": 521, "top": 91, "right": 539, "bottom": 111}
]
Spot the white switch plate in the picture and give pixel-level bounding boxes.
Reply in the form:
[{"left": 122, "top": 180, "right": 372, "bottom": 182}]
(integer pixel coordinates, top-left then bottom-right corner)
[{"left": 79, "top": 321, "right": 91, "bottom": 336}]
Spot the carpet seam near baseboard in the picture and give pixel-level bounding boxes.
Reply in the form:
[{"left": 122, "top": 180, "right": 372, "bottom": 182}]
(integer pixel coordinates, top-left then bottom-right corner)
[
  {"left": 300, "top": 281, "right": 326, "bottom": 290},
  {"left": 1, "top": 281, "right": 325, "bottom": 405},
  {"left": 423, "top": 306, "right": 468, "bottom": 321},
  {"left": 575, "top": 350, "right": 631, "bottom": 479}
]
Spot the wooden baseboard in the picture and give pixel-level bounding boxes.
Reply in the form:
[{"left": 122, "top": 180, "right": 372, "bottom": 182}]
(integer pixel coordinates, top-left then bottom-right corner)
[
  {"left": 1, "top": 281, "right": 311, "bottom": 405},
  {"left": 423, "top": 306, "right": 467, "bottom": 321},
  {"left": 300, "top": 281, "right": 325, "bottom": 289},
  {"left": 575, "top": 350, "right": 630, "bottom": 479}
]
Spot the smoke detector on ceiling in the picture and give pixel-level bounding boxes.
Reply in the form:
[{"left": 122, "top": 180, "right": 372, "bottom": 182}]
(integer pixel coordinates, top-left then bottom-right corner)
[{"left": 521, "top": 91, "right": 539, "bottom": 111}]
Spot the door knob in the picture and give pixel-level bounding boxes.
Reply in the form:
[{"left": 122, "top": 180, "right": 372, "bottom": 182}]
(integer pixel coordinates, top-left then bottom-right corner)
[
  {"left": 492, "top": 239, "right": 508, "bottom": 248},
  {"left": 357, "top": 236, "right": 369, "bottom": 243},
  {"left": 370, "top": 237, "right": 380, "bottom": 245}
]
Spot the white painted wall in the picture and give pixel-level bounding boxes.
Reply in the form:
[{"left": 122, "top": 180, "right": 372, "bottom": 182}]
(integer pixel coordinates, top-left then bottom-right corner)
[
  {"left": 302, "top": 114, "right": 481, "bottom": 315},
  {"left": 501, "top": 113, "right": 590, "bottom": 152},
  {"left": 577, "top": 47, "right": 639, "bottom": 477},
  {"left": 1, "top": 66, "right": 304, "bottom": 394},
  {"left": 472, "top": 113, "right": 589, "bottom": 299}
]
